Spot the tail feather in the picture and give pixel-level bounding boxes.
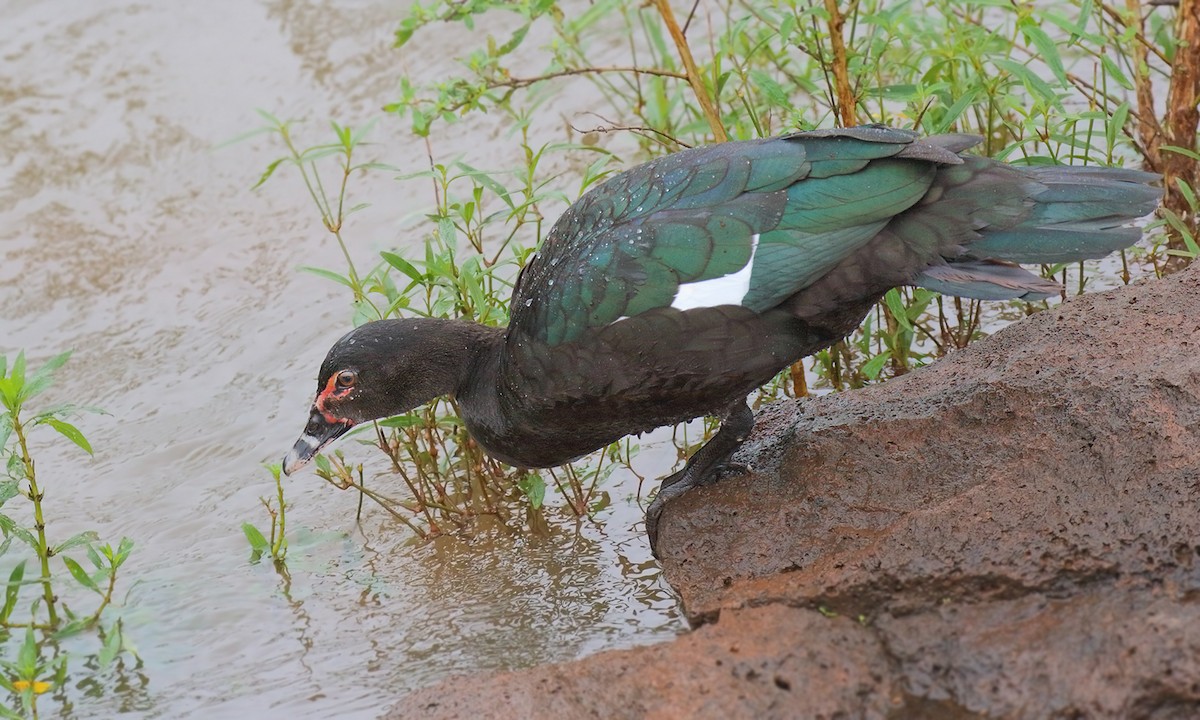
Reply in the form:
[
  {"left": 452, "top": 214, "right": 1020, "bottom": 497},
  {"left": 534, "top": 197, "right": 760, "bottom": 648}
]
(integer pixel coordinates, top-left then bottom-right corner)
[
  {"left": 966, "top": 165, "right": 1160, "bottom": 265},
  {"left": 914, "top": 260, "right": 1062, "bottom": 301}
]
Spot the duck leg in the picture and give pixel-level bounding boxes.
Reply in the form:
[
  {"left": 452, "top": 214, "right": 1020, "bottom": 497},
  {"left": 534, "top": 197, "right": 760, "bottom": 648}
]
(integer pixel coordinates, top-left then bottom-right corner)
[{"left": 645, "top": 399, "right": 755, "bottom": 556}]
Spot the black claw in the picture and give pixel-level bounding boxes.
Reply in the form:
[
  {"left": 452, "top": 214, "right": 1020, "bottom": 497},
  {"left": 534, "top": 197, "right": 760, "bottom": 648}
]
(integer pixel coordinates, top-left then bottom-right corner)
[{"left": 645, "top": 399, "right": 756, "bottom": 558}]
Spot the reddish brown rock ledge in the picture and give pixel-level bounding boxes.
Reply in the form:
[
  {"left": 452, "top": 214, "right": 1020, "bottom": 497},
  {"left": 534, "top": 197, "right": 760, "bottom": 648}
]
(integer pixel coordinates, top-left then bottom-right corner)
[{"left": 392, "top": 264, "right": 1200, "bottom": 719}]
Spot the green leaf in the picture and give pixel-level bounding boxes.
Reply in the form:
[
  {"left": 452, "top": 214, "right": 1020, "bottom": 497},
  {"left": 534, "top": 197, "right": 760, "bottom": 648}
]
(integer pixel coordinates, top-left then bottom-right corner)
[
  {"left": 351, "top": 299, "right": 375, "bottom": 328},
  {"left": 377, "top": 415, "right": 423, "bottom": 429},
  {"left": 251, "top": 157, "right": 287, "bottom": 190},
  {"left": 52, "top": 531, "right": 99, "bottom": 555},
  {"left": 906, "top": 289, "right": 937, "bottom": 322},
  {"left": 117, "top": 629, "right": 141, "bottom": 661},
  {"left": 0, "top": 413, "right": 9, "bottom": 452},
  {"left": 42, "top": 418, "right": 92, "bottom": 455},
  {"left": 883, "top": 289, "right": 913, "bottom": 332},
  {"left": 394, "top": 18, "right": 418, "bottom": 48},
  {"left": 85, "top": 543, "right": 103, "bottom": 570},
  {"left": 11, "top": 352, "right": 25, "bottom": 388},
  {"left": 1174, "top": 178, "right": 1198, "bottom": 213},
  {"left": 930, "top": 88, "right": 979, "bottom": 135},
  {"left": 453, "top": 162, "right": 515, "bottom": 209},
  {"left": 2, "top": 561, "right": 26, "bottom": 622},
  {"left": 861, "top": 352, "right": 891, "bottom": 380},
  {"left": 517, "top": 473, "right": 545, "bottom": 510},
  {"left": 61, "top": 556, "right": 100, "bottom": 594},
  {"left": 17, "top": 350, "right": 70, "bottom": 404},
  {"left": 1020, "top": 23, "right": 1067, "bottom": 85},
  {"left": 380, "top": 252, "right": 425, "bottom": 284},
  {"left": 242, "top": 523, "right": 269, "bottom": 552},
  {"left": 749, "top": 69, "right": 790, "bottom": 106},
  {"left": 1100, "top": 54, "right": 1133, "bottom": 91},
  {"left": 437, "top": 217, "right": 457, "bottom": 246},
  {"left": 52, "top": 618, "right": 93, "bottom": 640},
  {"left": 1159, "top": 209, "right": 1200, "bottom": 257},
  {"left": 0, "top": 480, "right": 18, "bottom": 509},
  {"left": 993, "top": 58, "right": 1060, "bottom": 106},
  {"left": 17, "top": 626, "right": 37, "bottom": 677},
  {"left": 298, "top": 266, "right": 355, "bottom": 288},
  {"left": 113, "top": 537, "right": 134, "bottom": 568},
  {"left": 5, "top": 453, "right": 25, "bottom": 482},
  {"left": 16, "top": 376, "right": 51, "bottom": 404},
  {"left": 97, "top": 624, "right": 122, "bottom": 670},
  {"left": 1107, "top": 102, "right": 1130, "bottom": 153},
  {"left": 495, "top": 22, "right": 529, "bottom": 57},
  {"left": 0, "top": 515, "right": 38, "bottom": 552},
  {"left": 0, "top": 378, "right": 16, "bottom": 412},
  {"left": 1161, "top": 144, "right": 1200, "bottom": 162},
  {"left": 29, "top": 351, "right": 70, "bottom": 384}
]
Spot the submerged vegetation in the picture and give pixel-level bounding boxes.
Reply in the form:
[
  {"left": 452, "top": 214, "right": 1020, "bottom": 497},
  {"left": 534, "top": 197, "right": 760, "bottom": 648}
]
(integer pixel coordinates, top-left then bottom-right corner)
[
  {"left": 254, "top": 0, "right": 1197, "bottom": 541},
  {"left": 0, "top": 352, "right": 134, "bottom": 719}
]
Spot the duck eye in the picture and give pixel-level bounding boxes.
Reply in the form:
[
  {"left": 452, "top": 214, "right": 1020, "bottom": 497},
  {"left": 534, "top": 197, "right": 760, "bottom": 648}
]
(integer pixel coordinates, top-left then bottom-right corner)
[{"left": 335, "top": 370, "right": 357, "bottom": 389}]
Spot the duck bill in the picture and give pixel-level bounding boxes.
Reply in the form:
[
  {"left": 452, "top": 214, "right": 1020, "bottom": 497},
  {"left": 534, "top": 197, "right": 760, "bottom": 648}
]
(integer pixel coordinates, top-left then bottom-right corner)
[{"left": 282, "top": 409, "right": 354, "bottom": 476}]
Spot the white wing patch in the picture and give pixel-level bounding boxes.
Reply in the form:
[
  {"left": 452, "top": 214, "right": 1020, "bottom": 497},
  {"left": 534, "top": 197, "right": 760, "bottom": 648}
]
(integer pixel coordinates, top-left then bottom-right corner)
[{"left": 670, "top": 233, "right": 760, "bottom": 311}]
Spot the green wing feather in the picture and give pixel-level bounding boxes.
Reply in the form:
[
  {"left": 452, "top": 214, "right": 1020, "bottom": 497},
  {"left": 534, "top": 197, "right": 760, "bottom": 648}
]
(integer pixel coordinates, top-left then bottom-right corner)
[{"left": 510, "top": 127, "right": 945, "bottom": 346}]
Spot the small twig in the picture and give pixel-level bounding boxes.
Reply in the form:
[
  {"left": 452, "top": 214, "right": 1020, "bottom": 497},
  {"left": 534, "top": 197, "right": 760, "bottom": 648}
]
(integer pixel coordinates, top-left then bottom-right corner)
[
  {"left": 568, "top": 117, "right": 690, "bottom": 149},
  {"left": 489, "top": 65, "right": 688, "bottom": 92},
  {"left": 682, "top": 0, "right": 702, "bottom": 35},
  {"left": 329, "top": 473, "right": 429, "bottom": 539}
]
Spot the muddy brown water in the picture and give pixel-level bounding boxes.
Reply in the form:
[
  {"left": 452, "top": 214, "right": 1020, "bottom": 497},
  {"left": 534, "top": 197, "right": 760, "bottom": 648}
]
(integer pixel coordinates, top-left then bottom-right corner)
[{"left": 1, "top": 1, "right": 687, "bottom": 717}]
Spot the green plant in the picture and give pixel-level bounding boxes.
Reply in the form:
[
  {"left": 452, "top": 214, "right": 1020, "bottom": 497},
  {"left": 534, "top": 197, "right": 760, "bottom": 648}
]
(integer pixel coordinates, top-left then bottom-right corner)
[
  {"left": 0, "top": 351, "right": 134, "bottom": 719},
  {"left": 243, "top": 463, "right": 289, "bottom": 564}
]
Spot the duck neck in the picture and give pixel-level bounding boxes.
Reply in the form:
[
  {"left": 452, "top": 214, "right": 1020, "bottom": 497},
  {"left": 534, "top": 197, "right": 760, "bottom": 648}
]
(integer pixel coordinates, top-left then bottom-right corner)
[
  {"left": 443, "top": 319, "right": 506, "bottom": 398},
  {"left": 357, "top": 317, "right": 505, "bottom": 415}
]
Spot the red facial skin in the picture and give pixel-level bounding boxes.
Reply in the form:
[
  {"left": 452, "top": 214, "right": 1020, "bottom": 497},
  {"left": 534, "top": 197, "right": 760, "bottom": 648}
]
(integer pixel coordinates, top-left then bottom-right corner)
[{"left": 314, "top": 374, "right": 355, "bottom": 425}]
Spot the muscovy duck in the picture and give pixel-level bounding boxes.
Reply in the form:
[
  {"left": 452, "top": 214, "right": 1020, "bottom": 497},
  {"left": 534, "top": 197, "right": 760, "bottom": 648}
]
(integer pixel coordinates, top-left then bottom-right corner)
[{"left": 281, "top": 126, "right": 1159, "bottom": 553}]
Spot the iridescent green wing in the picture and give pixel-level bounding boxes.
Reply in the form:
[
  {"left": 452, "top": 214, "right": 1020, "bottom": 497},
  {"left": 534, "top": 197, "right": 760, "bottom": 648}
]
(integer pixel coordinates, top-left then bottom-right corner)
[{"left": 509, "top": 127, "right": 947, "bottom": 346}]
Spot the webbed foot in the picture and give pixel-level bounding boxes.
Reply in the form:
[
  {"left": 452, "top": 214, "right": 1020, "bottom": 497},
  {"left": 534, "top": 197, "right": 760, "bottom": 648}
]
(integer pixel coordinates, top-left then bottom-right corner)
[{"left": 645, "top": 400, "right": 755, "bottom": 557}]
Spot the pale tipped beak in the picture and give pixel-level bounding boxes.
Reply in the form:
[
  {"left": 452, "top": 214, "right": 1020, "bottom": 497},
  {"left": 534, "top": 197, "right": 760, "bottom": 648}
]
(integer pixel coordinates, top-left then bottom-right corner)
[{"left": 282, "top": 408, "right": 353, "bottom": 476}]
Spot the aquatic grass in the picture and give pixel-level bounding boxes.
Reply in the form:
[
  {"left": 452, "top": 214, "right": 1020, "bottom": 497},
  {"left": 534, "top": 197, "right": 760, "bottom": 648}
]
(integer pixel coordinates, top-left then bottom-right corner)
[
  {"left": 243, "top": 464, "right": 289, "bottom": 564},
  {"left": 0, "top": 351, "right": 135, "bottom": 719}
]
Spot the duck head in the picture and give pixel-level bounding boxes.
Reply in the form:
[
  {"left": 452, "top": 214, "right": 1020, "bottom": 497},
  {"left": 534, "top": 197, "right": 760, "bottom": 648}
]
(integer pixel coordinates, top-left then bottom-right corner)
[{"left": 282, "top": 318, "right": 479, "bottom": 476}]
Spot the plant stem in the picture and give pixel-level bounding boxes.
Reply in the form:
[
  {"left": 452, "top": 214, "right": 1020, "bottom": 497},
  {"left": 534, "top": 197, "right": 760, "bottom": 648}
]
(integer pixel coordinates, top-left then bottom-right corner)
[
  {"left": 11, "top": 415, "right": 58, "bottom": 627},
  {"left": 652, "top": 0, "right": 727, "bottom": 141},
  {"left": 86, "top": 564, "right": 118, "bottom": 626},
  {"left": 824, "top": 0, "right": 858, "bottom": 127},
  {"left": 271, "top": 467, "right": 287, "bottom": 560},
  {"left": 1163, "top": 0, "right": 1200, "bottom": 272}
]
